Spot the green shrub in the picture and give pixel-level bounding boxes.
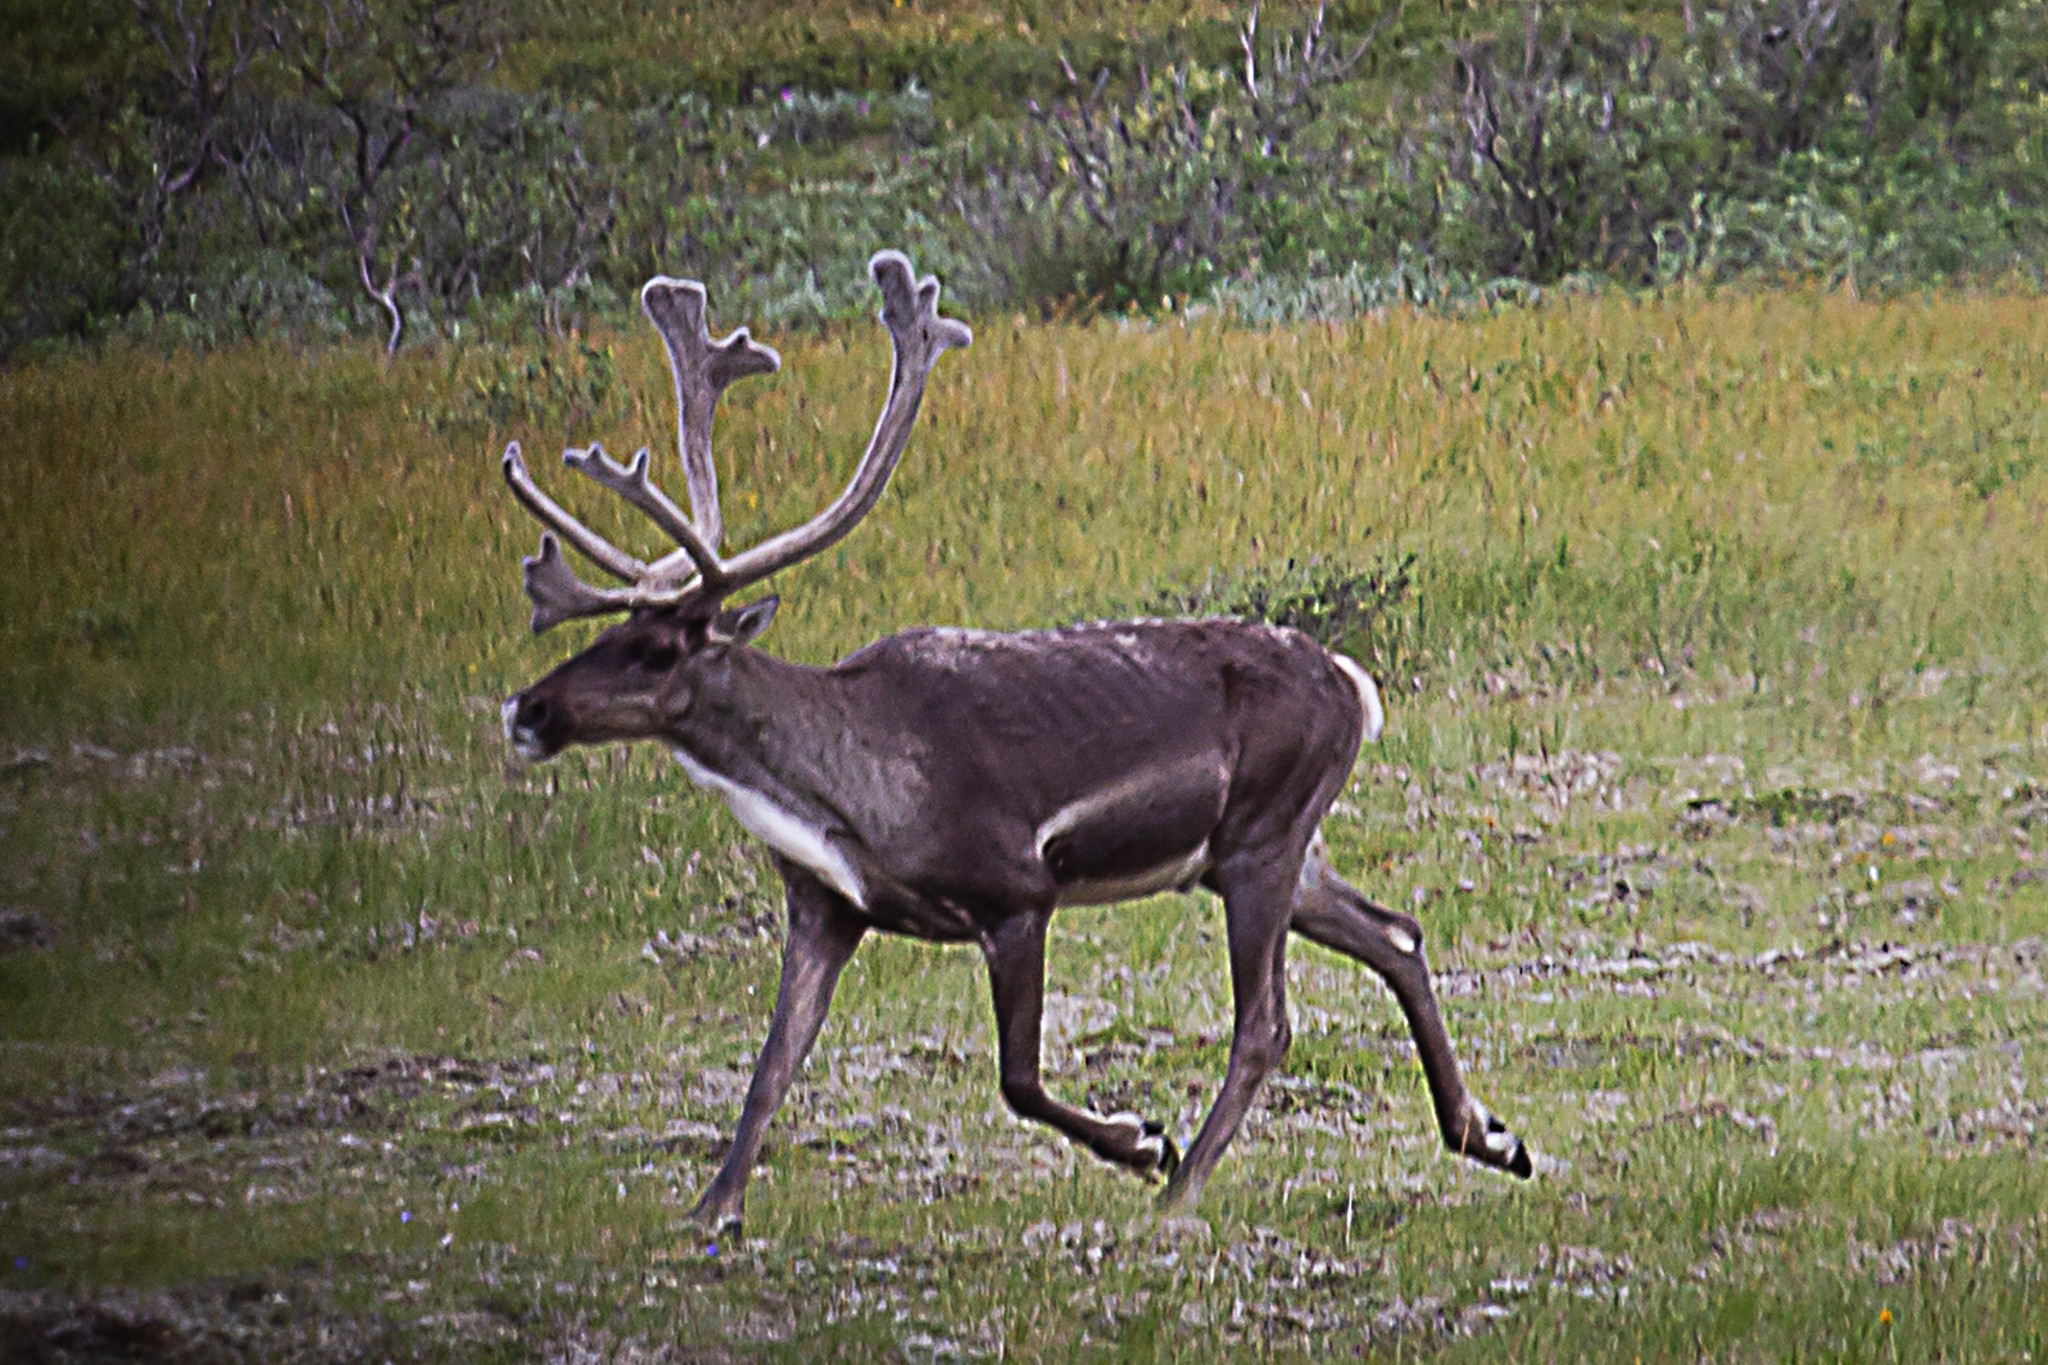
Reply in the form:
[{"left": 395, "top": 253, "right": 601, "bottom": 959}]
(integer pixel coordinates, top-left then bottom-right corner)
[
  {"left": 0, "top": 155, "right": 130, "bottom": 351},
  {"left": 1136, "top": 553, "right": 1418, "bottom": 677},
  {"left": 4, "top": 0, "right": 2047, "bottom": 353}
]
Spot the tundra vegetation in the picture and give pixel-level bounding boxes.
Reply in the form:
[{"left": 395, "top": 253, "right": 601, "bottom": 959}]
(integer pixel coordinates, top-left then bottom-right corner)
[
  {"left": 4, "top": 0, "right": 2047, "bottom": 352},
  {"left": 3, "top": 1, "right": 2048, "bottom": 1361}
]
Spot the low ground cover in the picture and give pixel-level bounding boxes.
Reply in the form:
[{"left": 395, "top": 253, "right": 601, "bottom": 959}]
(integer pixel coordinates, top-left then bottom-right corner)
[{"left": 2, "top": 284, "right": 2045, "bottom": 1358}]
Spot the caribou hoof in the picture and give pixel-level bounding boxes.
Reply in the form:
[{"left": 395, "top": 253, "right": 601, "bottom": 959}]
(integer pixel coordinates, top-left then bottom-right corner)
[
  {"left": 1099, "top": 1113, "right": 1180, "bottom": 1179},
  {"left": 686, "top": 1196, "right": 746, "bottom": 1241},
  {"left": 1138, "top": 1120, "right": 1181, "bottom": 1180},
  {"left": 1476, "top": 1114, "right": 1535, "bottom": 1179},
  {"left": 1445, "top": 1104, "right": 1535, "bottom": 1179}
]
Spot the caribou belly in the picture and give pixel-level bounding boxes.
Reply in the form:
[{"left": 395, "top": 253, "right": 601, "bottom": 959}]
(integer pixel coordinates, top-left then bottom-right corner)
[
  {"left": 1054, "top": 842, "right": 1210, "bottom": 907},
  {"left": 1033, "top": 757, "right": 1225, "bottom": 907}
]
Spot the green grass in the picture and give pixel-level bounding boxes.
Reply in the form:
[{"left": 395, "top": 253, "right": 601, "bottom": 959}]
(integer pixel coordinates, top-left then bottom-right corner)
[
  {"left": 503, "top": 0, "right": 1419, "bottom": 108},
  {"left": 3, "top": 283, "right": 2047, "bottom": 1359}
]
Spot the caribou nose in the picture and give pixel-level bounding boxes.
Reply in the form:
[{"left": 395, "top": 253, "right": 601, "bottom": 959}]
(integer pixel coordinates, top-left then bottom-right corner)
[
  {"left": 502, "top": 693, "right": 556, "bottom": 762},
  {"left": 504, "top": 693, "right": 552, "bottom": 738},
  {"left": 503, "top": 692, "right": 554, "bottom": 740}
]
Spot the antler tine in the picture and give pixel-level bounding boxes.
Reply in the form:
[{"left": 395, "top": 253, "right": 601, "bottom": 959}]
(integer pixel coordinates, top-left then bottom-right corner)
[
  {"left": 520, "top": 533, "right": 650, "bottom": 633},
  {"left": 717, "top": 250, "right": 972, "bottom": 595},
  {"left": 563, "top": 442, "right": 723, "bottom": 586},
  {"left": 640, "top": 277, "right": 781, "bottom": 554},
  {"left": 501, "top": 443, "right": 648, "bottom": 584}
]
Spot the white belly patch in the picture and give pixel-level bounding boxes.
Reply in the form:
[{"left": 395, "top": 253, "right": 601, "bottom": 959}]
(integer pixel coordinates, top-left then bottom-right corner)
[
  {"left": 669, "top": 747, "right": 867, "bottom": 909},
  {"left": 1056, "top": 842, "right": 1210, "bottom": 907}
]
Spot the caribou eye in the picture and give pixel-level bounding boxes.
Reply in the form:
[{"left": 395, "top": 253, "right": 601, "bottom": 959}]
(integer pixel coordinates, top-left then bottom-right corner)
[{"left": 626, "top": 638, "right": 679, "bottom": 672}]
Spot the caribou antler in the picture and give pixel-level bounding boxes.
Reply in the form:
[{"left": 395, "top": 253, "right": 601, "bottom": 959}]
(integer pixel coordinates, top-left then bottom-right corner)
[
  {"left": 519, "top": 532, "right": 644, "bottom": 632},
  {"left": 501, "top": 250, "right": 969, "bottom": 632},
  {"left": 501, "top": 443, "right": 696, "bottom": 632},
  {"left": 713, "top": 250, "right": 972, "bottom": 597},
  {"left": 562, "top": 442, "right": 723, "bottom": 584},
  {"left": 502, "top": 442, "right": 648, "bottom": 583},
  {"left": 640, "top": 277, "right": 781, "bottom": 555}
]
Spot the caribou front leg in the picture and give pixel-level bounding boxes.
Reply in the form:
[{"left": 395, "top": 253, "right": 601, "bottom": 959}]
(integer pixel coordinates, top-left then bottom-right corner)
[
  {"left": 980, "top": 909, "right": 1179, "bottom": 1177},
  {"left": 691, "top": 867, "right": 867, "bottom": 1233},
  {"left": 1158, "top": 857, "right": 1297, "bottom": 1210},
  {"left": 1290, "top": 848, "right": 1534, "bottom": 1177}
]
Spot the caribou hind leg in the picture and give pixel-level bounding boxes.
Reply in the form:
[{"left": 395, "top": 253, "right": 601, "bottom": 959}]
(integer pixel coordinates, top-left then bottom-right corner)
[
  {"left": 1290, "top": 843, "right": 1534, "bottom": 1178},
  {"left": 690, "top": 867, "right": 868, "bottom": 1233},
  {"left": 979, "top": 909, "right": 1180, "bottom": 1176}
]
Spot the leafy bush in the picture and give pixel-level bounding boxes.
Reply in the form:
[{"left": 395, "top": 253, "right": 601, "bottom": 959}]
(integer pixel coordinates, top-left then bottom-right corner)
[
  {"left": 1428, "top": 13, "right": 1740, "bottom": 284},
  {"left": 0, "top": 155, "right": 130, "bottom": 352},
  {"left": 931, "top": 6, "right": 1399, "bottom": 314},
  {"left": 3, "top": 0, "right": 2046, "bottom": 353},
  {"left": 1137, "top": 552, "right": 1418, "bottom": 676}
]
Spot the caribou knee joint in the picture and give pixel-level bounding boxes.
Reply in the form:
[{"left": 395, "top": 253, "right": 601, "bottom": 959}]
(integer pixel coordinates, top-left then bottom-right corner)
[{"left": 1233, "top": 1034, "right": 1287, "bottom": 1080}]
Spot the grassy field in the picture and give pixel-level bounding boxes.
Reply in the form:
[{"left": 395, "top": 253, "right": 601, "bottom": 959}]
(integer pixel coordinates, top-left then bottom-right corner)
[{"left": 2, "top": 281, "right": 2047, "bottom": 1360}]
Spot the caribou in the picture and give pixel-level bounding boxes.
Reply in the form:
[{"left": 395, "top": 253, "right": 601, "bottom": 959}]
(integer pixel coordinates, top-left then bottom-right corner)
[{"left": 497, "top": 250, "right": 1533, "bottom": 1231}]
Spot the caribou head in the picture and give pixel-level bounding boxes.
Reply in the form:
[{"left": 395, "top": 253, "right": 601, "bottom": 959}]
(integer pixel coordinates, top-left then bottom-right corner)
[{"left": 500, "top": 249, "right": 969, "bottom": 762}]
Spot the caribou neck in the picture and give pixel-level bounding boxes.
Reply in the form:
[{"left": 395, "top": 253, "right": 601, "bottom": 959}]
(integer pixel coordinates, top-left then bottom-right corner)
[{"left": 665, "top": 647, "right": 920, "bottom": 839}]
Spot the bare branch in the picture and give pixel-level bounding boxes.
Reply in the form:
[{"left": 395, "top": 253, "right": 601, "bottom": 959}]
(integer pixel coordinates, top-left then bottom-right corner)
[
  {"left": 1240, "top": 2, "right": 1262, "bottom": 101},
  {"left": 1240, "top": 0, "right": 1392, "bottom": 118},
  {"left": 131, "top": 0, "right": 269, "bottom": 196}
]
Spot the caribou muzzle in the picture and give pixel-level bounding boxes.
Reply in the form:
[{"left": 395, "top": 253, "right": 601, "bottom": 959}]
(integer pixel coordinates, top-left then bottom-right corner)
[{"left": 501, "top": 691, "right": 566, "bottom": 762}]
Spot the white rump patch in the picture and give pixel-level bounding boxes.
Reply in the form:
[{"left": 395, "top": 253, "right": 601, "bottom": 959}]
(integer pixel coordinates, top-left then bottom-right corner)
[
  {"left": 1330, "top": 654, "right": 1385, "bottom": 743},
  {"left": 669, "top": 747, "right": 866, "bottom": 909}
]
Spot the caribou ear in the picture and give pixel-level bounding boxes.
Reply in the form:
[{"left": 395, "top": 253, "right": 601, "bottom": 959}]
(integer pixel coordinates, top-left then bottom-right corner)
[{"left": 710, "top": 595, "right": 780, "bottom": 646}]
